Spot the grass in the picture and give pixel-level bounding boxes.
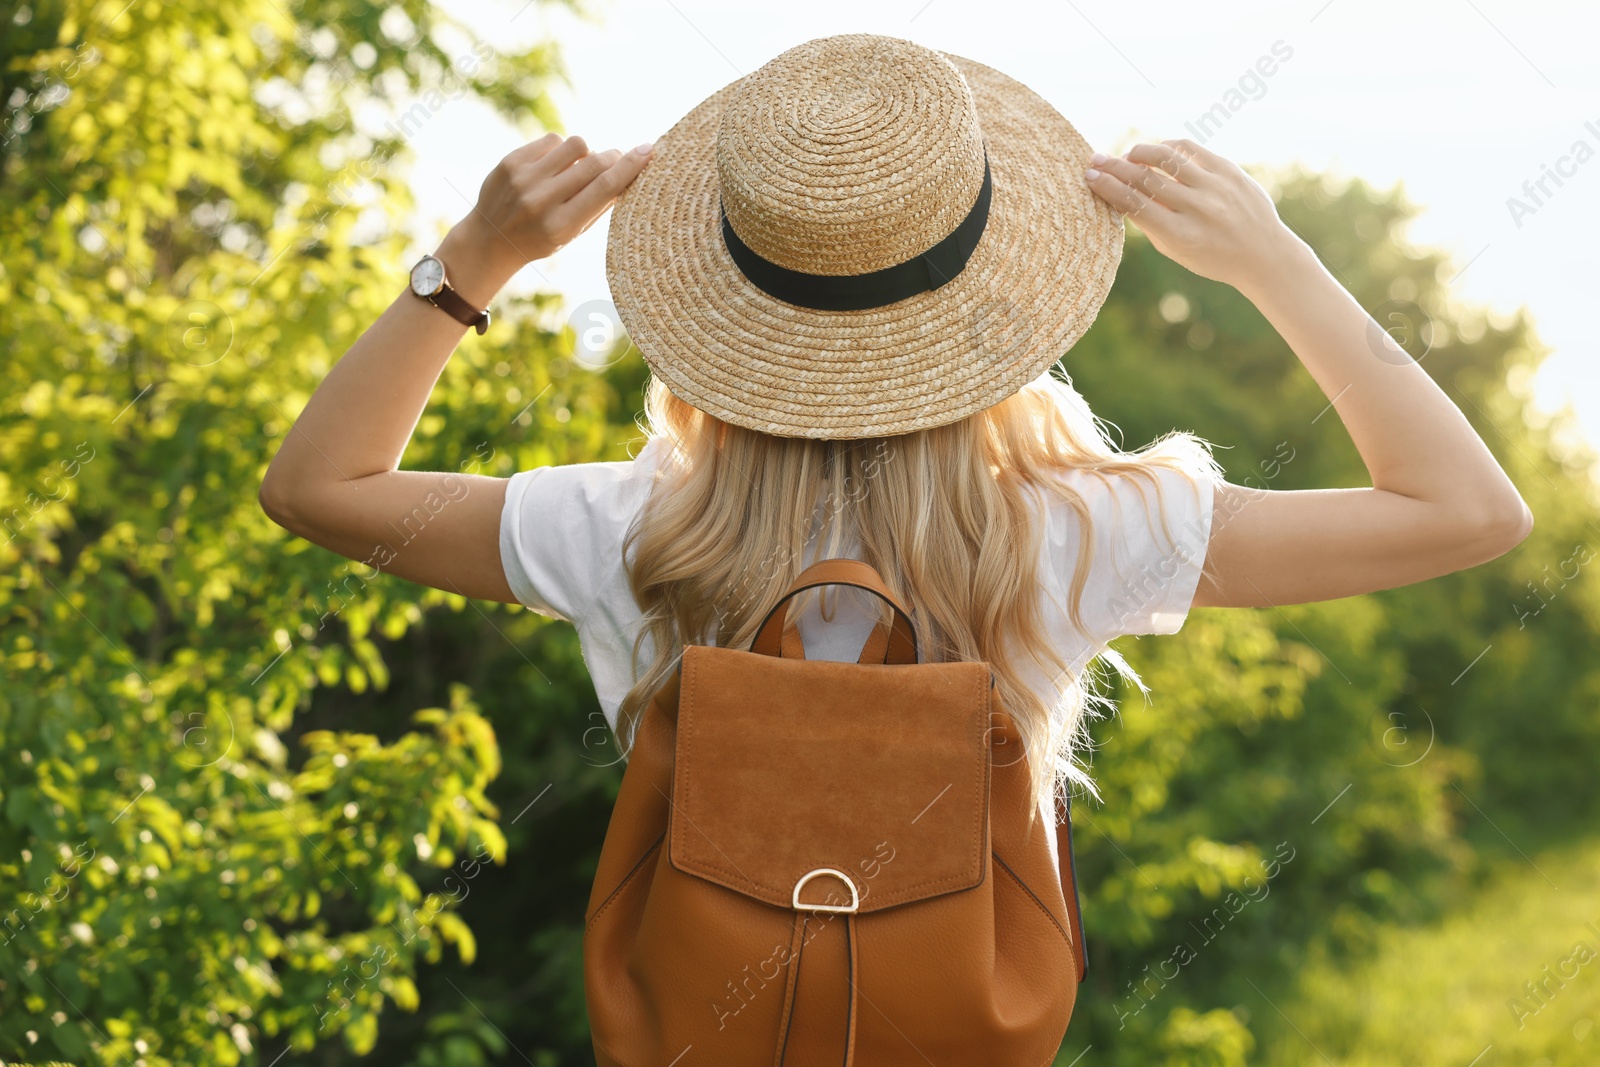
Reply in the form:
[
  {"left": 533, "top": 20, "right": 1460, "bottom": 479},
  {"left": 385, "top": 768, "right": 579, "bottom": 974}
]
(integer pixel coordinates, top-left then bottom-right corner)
[{"left": 1260, "top": 838, "right": 1600, "bottom": 1066}]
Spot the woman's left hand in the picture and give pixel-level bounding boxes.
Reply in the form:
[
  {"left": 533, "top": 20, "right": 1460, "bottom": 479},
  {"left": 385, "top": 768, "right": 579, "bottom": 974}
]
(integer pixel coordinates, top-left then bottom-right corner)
[{"left": 1084, "top": 139, "right": 1307, "bottom": 293}]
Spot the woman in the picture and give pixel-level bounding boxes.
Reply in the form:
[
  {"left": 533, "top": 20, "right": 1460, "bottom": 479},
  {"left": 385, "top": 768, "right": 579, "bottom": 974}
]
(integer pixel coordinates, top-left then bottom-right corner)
[{"left": 257, "top": 29, "right": 1530, "bottom": 1011}]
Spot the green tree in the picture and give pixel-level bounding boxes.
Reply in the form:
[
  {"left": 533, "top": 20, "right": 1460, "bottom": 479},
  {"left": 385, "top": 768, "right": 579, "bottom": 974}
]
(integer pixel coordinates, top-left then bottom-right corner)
[
  {"left": 1052, "top": 168, "right": 1600, "bottom": 1064},
  {"left": 0, "top": 0, "right": 634, "bottom": 1062}
]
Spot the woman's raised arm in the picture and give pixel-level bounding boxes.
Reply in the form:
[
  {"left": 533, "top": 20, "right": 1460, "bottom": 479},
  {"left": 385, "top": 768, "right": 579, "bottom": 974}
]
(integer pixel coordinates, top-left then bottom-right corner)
[
  {"left": 1084, "top": 139, "right": 1532, "bottom": 609},
  {"left": 257, "top": 134, "right": 654, "bottom": 603}
]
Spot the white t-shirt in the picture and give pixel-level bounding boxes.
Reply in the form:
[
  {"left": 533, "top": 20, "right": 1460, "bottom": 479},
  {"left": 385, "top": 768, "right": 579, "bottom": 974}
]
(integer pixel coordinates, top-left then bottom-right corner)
[
  {"left": 499, "top": 428, "right": 1209, "bottom": 729},
  {"left": 498, "top": 435, "right": 1217, "bottom": 874}
]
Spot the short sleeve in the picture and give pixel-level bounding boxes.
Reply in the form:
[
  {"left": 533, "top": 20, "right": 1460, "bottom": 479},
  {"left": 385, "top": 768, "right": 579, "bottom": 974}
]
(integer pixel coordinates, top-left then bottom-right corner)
[
  {"left": 498, "top": 437, "right": 668, "bottom": 623},
  {"left": 1042, "top": 462, "right": 1218, "bottom": 641}
]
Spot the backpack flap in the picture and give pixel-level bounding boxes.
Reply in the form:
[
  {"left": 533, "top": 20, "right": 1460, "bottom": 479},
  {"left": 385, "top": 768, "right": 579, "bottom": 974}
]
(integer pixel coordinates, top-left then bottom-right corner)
[{"left": 669, "top": 643, "right": 993, "bottom": 914}]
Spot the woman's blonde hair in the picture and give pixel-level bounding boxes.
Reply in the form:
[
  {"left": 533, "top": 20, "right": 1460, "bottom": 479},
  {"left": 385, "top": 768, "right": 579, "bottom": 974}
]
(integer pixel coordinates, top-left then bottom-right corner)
[{"left": 618, "top": 368, "right": 1221, "bottom": 824}]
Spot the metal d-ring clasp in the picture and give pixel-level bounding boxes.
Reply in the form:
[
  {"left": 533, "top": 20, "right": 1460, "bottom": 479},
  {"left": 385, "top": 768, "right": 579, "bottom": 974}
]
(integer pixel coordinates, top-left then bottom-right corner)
[{"left": 792, "top": 867, "right": 861, "bottom": 914}]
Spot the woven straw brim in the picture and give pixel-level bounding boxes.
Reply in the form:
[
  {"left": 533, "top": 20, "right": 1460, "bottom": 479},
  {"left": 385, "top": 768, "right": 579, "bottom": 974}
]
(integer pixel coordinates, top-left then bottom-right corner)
[{"left": 605, "top": 52, "right": 1124, "bottom": 440}]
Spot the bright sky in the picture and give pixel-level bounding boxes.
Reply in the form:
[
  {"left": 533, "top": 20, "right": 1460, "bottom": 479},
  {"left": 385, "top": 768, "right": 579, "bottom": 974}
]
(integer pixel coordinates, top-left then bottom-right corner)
[{"left": 416, "top": 0, "right": 1599, "bottom": 473}]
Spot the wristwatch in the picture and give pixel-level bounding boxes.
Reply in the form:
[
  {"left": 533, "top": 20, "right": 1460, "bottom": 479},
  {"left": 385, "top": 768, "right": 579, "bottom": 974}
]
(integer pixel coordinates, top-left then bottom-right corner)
[{"left": 408, "top": 254, "right": 491, "bottom": 335}]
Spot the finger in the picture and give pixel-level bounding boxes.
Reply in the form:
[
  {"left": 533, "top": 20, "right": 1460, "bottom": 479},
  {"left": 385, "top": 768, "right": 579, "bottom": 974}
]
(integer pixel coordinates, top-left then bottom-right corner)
[
  {"left": 1091, "top": 155, "right": 1193, "bottom": 212},
  {"left": 546, "top": 147, "right": 623, "bottom": 203},
  {"left": 550, "top": 143, "right": 653, "bottom": 231},
  {"left": 501, "top": 131, "right": 564, "bottom": 168},
  {"left": 1095, "top": 153, "right": 1197, "bottom": 208},
  {"left": 1124, "top": 141, "right": 1216, "bottom": 189},
  {"left": 1084, "top": 163, "right": 1166, "bottom": 222},
  {"left": 1158, "top": 137, "right": 1237, "bottom": 178},
  {"left": 524, "top": 134, "right": 590, "bottom": 180}
]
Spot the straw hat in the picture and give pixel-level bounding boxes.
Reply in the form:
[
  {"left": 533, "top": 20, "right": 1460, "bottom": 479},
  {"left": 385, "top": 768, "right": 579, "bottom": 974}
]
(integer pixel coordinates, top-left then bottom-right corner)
[{"left": 605, "top": 33, "right": 1124, "bottom": 440}]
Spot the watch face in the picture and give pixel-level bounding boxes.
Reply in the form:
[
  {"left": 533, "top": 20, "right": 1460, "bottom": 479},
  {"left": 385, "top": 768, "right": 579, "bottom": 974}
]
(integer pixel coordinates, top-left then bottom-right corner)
[{"left": 410, "top": 255, "right": 445, "bottom": 297}]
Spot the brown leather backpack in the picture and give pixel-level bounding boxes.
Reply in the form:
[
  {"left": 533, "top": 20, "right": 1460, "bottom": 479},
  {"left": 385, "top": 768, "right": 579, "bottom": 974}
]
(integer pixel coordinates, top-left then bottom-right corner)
[{"left": 584, "top": 558, "right": 1089, "bottom": 1066}]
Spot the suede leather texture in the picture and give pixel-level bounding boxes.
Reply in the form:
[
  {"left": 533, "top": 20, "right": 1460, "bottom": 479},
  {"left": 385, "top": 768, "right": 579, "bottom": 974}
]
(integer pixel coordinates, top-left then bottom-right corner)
[
  {"left": 674, "top": 649, "right": 992, "bottom": 914},
  {"left": 583, "top": 559, "right": 1085, "bottom": 1066}
]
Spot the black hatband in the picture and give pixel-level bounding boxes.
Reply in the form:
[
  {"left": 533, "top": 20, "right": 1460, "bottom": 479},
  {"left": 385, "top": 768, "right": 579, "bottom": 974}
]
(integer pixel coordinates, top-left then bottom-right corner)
[{"left": 719, "top": 150, "right": 993, "bottom": 312}]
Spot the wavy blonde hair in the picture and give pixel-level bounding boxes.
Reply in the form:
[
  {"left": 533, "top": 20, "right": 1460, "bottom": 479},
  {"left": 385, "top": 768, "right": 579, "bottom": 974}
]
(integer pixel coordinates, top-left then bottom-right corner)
[{"left": 618, "top": 368, "right": 1221, "bottom": 825}]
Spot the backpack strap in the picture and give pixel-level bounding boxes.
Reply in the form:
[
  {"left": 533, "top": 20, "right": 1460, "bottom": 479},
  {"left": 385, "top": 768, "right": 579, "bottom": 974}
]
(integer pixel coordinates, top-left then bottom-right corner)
[
  {"left": 751, "top": 557, "right": 1088, "bottom": 983},
  {"left": 1055, "top": 792, "right": 1089, "bottom": 983},
  {"left": 752, "top": 558, "right": 917, "bottom": 665}
]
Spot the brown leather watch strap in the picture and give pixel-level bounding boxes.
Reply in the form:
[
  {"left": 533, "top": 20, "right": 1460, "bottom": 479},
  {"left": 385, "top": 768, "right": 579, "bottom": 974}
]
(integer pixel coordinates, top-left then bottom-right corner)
[{"left": 428, "top": 282, "right": 491, "bottom": 335}]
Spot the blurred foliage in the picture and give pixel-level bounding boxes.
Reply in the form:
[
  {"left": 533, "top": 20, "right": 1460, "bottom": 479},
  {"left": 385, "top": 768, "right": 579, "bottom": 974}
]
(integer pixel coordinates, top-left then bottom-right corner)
[
  {"left": 2, "top": 0, "right": 1598, "bottom": 1064},
  {"left": 1055, "top": 167, "right": 1600, "bottom": 1065},
  {"left": 0, "top": 0, "right": 624, "bottom": 1062},
  {"left": 1262, "top": 837, "right": 1600, "bottom": 1065}
]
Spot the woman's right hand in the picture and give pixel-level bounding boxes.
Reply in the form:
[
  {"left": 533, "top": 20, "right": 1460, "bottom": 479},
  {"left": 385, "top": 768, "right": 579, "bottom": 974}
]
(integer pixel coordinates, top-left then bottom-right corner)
[
  {"left": 455, "top": 132, "right": 654, "bottom": 274},
  {"left": 1083, "top": 138, "right": 1307, "bottom": 293}
]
